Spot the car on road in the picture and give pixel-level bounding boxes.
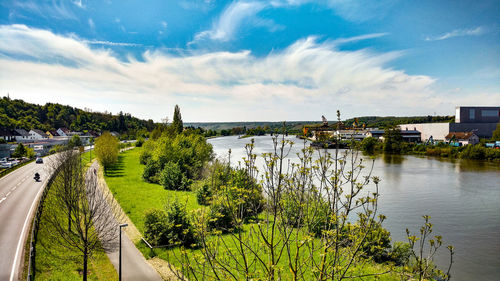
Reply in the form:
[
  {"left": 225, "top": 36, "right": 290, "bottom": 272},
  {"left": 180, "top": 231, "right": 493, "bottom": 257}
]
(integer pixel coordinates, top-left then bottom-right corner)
[{"left": 35, "top": 157, "right": 43, "bottom": 164}]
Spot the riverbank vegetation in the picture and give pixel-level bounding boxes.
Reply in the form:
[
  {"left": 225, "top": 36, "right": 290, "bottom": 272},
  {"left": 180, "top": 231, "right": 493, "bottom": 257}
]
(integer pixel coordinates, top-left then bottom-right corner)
[
  {"left": 359, "top": 134, "right": 500, "bottom": 161},
  {"left": 104, "top": 110, "right": 453, "bottom": 280}
]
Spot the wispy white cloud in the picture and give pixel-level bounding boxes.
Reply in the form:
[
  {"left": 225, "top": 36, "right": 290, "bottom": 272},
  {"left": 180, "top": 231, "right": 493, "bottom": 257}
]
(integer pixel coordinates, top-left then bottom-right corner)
[
  {"left": 88, "top": 18, "right": 95, "bottom": 30},
  {"left": 332, "top": 32, "right": 388, "bottom": 44},
  {"left": 13, "top": 0, "right": 78, "bottom": 20},
  {"left": 425, "top": 26, "right": 486, "bottom": 41},
  {"left": 82, "top": 40, "right": 141, "bottom": 47},
  {"left": 72, "top": 0, "right": 85, "bottom": 9},
  {"left": 2, "top": 24, "right": 496, "bottom": 121},
  {"left": 190, "top": 1, "right": 270, "bottom": 44}
]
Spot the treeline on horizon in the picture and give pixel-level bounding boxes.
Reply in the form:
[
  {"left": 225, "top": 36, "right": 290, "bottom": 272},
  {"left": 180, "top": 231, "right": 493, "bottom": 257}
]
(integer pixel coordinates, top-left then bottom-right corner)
[
  {"left": 1, "top": 96, "right": 455, "bottom": 138},
  {"left": 0, "top": 96, "right": 155, "bottom": 135}
]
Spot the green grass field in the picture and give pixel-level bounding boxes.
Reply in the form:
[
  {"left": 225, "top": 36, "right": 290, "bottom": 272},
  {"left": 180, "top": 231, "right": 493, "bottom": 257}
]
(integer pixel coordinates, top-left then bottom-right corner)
[
  {"left": 104, "top": 148, "right": 199, "bottom": 233},
  {"left": 33, "top": 152, "right": 117, "bottom": 281},
  {"left": 104, "top": 148, "right": 404, "bottom": 280}
]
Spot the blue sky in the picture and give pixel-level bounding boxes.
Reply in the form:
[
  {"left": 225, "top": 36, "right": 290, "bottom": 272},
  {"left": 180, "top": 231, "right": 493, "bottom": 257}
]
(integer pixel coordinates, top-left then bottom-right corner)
[{"left": 0, "top": 0, "right": 499, "bottom": 122}]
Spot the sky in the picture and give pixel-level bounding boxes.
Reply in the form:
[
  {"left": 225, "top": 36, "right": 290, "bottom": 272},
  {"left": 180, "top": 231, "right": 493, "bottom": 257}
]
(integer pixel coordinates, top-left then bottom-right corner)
[{"left": 0, "top": 0, "right": 499, "bottom": 122}]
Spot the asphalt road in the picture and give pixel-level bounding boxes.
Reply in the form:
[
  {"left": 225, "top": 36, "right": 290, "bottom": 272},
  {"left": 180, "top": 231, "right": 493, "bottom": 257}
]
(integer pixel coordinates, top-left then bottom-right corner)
[{"left": 0, "top": 160, "right": 49, "bottom": 281}]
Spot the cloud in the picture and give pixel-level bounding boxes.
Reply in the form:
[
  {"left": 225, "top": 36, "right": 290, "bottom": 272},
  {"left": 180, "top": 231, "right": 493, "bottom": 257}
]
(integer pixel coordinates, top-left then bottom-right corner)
[
  {"left": 88, "top": 18, "right": 95, "bottom": 30},
  {"left": 190, "top": 1, "right": 269, "bottom": 44},
  {"left": 13, "top": 0, "right": 78, "bottom": 20},
  {"left": 72, "top": 0, "right": 85, "bottom": 9},
  {"left": 82, "top": 40, "right": 141, "bottom": 47},
  {"left": 332, "top": 32, "right": 388, "bottom": 44},
  {"left": 425, "top": 26, "right": 486, "bottom": 41},
  {"left": 2, "top": 24, "right": 496, "bottom": 121}
]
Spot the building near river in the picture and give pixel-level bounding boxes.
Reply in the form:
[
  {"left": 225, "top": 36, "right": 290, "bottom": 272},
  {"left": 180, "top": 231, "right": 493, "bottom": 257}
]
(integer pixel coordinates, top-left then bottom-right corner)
[{"left": 399, "top": 106, "right": 499, "bottom": 141}]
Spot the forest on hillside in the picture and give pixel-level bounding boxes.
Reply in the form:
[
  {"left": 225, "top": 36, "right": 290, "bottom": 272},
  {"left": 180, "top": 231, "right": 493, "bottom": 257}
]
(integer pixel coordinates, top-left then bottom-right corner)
[{"left": 0, "top": 97, "right": 155, "bottom": 134}]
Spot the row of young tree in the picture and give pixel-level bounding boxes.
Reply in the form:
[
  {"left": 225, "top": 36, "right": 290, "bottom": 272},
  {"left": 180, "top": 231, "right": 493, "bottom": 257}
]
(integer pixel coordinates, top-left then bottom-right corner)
[
  {"left": 139, "top": 111, "right": 453, "bottom": 280},
  {"left": 39, "top": 131, "right": 122, "bottom": 281}
]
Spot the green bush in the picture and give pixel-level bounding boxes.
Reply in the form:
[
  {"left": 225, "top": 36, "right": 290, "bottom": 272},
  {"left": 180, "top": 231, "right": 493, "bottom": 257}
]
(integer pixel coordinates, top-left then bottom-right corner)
[
  {"left": 144, "top": 209, "right": 168, "bottom": 246},
  {"left": 357, "top": 216, "right": 392, "bottom": 263},
  {"left": 207, "top": 195, "right": 237, "bottom": 233},
  {"left": 139, "top": 150, "right": 152, "bottom": 165},
  {"left": 165, "top": 202, "right": 198, "bottom": 247},
  {"left": 143, "top": 203, "right": 198, "bottom": 247},
  {"left": 159, "top": 161, "right": 189, "bottom": 190},
  {"left": 143, "top": 160, "right": 160, "bottom": 183},
  {"left": 389, "top": 241, "right": 412, "bottom": 266},
  {"left": 196, "top": 182, "right": 212, "bottom": 205},
  {"left": 280, "top": 192, "right": 330, "bottom": 237},
  {"left": 135, "top": 138, "right": 144, "bottom": 147}
]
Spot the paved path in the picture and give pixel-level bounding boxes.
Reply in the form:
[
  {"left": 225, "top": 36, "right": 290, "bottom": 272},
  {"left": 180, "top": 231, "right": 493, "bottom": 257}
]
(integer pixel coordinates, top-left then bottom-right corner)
[
  {"left": 0, "top": 160, "right": 50, "bottom": 281},
  {"left": 91, "top": 161, "right": 163, "bottom": 281}
]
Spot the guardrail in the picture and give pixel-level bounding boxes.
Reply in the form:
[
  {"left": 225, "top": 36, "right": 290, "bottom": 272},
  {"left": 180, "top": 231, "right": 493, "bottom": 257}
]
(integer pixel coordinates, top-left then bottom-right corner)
[{"left": 26, "top": 165, "right": 60, "bottom": 281}]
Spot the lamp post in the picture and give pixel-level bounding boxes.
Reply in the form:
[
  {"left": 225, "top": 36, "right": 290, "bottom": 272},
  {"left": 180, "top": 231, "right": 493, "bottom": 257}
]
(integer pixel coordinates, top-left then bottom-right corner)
[{"left": 119, "top": 223, "right": 128, "bottom": 281}]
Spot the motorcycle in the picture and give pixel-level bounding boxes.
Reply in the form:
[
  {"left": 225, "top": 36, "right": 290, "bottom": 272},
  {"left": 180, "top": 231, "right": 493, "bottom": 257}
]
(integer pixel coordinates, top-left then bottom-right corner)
[{"left": 34, "top": 172, "right": 40, "bottom": 182}]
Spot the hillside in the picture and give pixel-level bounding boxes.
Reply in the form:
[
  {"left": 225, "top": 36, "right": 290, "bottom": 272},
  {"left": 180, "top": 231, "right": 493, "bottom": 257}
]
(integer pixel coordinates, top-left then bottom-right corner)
[{"left": 0, "top": 97, "right": 155, "bottom": 134}]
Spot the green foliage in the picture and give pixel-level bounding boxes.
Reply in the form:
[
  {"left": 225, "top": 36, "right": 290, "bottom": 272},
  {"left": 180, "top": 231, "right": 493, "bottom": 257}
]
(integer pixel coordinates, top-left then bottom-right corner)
[
  {"left": 144, "top": 209, "right": 169, "bottom": 246},
  {"left": 389, "top": 242, "right": 412, "bottom": 266},
  {"left": 26, "top": 147, "right": 36, "bottom": 158},
  {"left": 135, "top": 137, "right": 144, "bottom": 147},
  {"left": 207, "top": 195, "right": 237, "bottom": 232},
  {"left": 172, "top": 105, "right": 183, "bottom": 135},
  {"left": 67, "top": 134, "right": 82, "bottom": 148},
  {"left": 160, "top": 161, "right": 189, "bottom": 190},
  {"left": 492, "top": 123, "right": 500, "bottom": 141},
  {"left": 12, "top": 143, "right": 26, "bottom": 157},
  {"left": 195, "top": 181, "right": 212, "bottom": 206},
  {"left": 0, "top": 97, "right": 155, "bottom": 133},
  {"left": 383, "top": 127, "right": 403, "bottom": 153},
  {"left": 357, "top": 215, "right": 392, "bottom": 262},
  {"left": 143, "top": 202, "right": 197, "bottom": 247},
  {"left": 141, "top": 133, "right": 213, "bottom": 185},
  {"left": 95, "top": 132, "right": 119, "bottom": 171},
  {"left": 361, "top": 136, "right": 378, "bottom": 154},
  {"left": 460, "top": 144, "right": 500, "bottom": 160},
  {"left": 143, "top": 160, "right": 160, "bottom": 183}
]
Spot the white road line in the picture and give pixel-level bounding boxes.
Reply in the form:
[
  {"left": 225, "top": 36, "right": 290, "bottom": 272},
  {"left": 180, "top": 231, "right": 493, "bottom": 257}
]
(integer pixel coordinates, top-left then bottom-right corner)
[
  {"left": 0, "top": 197, "right": 6, "bottom": 204},
  {"left": 9, "top": 177, "right": 47, "bottom": 281},
  {"left": 6, "top": 191, "right": 11, "bottom": 197}
]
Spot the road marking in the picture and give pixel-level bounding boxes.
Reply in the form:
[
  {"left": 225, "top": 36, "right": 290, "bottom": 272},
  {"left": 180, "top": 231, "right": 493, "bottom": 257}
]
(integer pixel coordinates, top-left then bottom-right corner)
[
  {"left": 6, "top": 191, "right": 11, "bottom": 197},
  {"left": 0, "top": 197, "right": 6, "bottom": 204},
  {"left": 9, "top": 176, "right": 47, "bottom": 281}
]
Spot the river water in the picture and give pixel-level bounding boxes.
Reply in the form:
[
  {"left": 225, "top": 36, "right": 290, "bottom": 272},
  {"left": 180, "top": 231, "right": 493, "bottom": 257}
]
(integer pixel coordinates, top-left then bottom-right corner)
[{"left": 208, "top": 135, "right": 500, "bottom": 280}]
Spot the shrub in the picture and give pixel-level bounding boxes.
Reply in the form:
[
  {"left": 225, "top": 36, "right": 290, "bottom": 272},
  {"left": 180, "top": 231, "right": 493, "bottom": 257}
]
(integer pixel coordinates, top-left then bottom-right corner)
[
  {"left": 139, "top": 150, "right": 152, "bottom": 165},
  {"left": 357, "top": 216, "right": 392, "bottom": 262},
  {"left": 280, "top": 192, "right": 330, "bottom": 237},
  {"left": 143, "top": 203, "right": 198, "bottom": 247},
  {"left": 159, "top": 161, "right": 189, "bottom": 190},
  {"left": 207, "top": 195, "right": 237, "bottom": 233},
  {"left": 389, "top": 241, "right": 412, "bottom": 266},
  {"left": 165, "top": 201, "right": 198, "bottom": 247},
  {"left": 143, "top": 160, "right": 160, "bottom": 183},
  {"left": 135, "top": 137, "right": 144, "bottom": 147},
  {"left": 144, "top": 209, "right": 168, "bottom": 246},
  {"left": 196, "top": 182, "right": 212, "bottom": 205}
]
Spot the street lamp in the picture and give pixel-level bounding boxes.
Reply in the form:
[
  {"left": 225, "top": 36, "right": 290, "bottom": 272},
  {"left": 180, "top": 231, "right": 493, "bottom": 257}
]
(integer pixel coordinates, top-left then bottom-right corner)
[{"left": 119, "top": 223, "right": 128, "bottom": 281}]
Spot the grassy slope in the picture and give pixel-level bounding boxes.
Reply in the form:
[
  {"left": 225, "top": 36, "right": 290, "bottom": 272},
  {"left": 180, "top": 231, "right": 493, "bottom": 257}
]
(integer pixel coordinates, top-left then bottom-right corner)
[
  {"left": 104, "top": 148, "right": 199, "bottom": 233},
  {"left": 34, "top": 152, "right": 117, "bottom": 281},
  {"left": 105, "top": 148, "right": 403, "bottom": 280}
]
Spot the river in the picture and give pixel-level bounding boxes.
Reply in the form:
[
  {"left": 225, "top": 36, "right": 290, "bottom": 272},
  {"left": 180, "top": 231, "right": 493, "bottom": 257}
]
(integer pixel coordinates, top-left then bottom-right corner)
[{"left": 208, "top": 135, "right": 500, "bottom": 280}]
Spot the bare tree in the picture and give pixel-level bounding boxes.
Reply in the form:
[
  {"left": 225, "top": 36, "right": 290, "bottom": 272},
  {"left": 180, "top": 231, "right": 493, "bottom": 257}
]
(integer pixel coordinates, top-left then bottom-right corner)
[{"left": 44, "top": 150, "right": 123, "bottom": 281}]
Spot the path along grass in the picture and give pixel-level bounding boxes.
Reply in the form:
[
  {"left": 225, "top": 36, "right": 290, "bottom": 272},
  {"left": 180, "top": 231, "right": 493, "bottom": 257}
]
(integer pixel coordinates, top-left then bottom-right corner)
[{"left": 104, "top": 147, "right": 404, "bottom": 280}]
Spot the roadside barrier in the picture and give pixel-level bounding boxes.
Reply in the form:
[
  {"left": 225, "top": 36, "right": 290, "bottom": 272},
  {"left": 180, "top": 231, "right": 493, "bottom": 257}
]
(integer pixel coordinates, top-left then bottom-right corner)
[{"left": 26, "top": 165, "right": 60, "bottom": 281}]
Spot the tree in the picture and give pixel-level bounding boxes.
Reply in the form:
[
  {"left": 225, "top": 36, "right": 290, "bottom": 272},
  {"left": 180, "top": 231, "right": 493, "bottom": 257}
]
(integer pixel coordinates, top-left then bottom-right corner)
[
  {"left": 45, "top": 151, "right": 123, "bottom": 281},
  {"left": 172, "top": 105, "right": 183, "bottom": 134},
  {"left": 94, "top": 132, "right": 119, "bottom": 173},
  {"left": 68, "top": 134, "right": 82, "bottom": 148},
  {"left": 492, "top": 123, "right": 500, "bottom": 141},
  {"left": 383, "top": 126, "right": 403, "bottom": 153},
  {"left": 12, "top": 143, "right": 26, "bottom": 157}
]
